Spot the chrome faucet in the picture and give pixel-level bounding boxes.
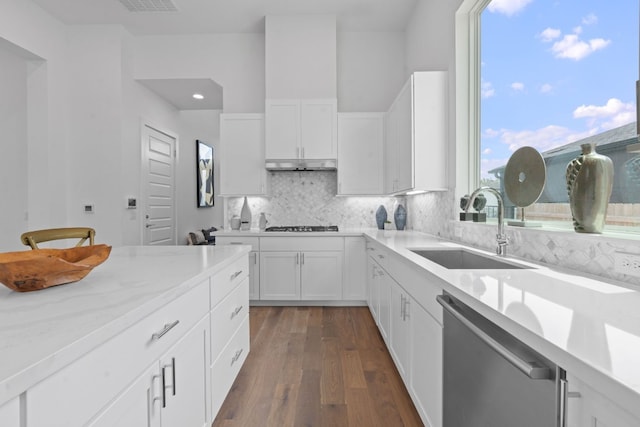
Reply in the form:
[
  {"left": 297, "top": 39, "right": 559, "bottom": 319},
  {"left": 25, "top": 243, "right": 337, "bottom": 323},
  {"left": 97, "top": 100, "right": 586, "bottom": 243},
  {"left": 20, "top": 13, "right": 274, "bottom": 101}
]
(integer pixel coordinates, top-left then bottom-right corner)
[{"left": 465, "top": 187, "right": 508, "bottom": 256}]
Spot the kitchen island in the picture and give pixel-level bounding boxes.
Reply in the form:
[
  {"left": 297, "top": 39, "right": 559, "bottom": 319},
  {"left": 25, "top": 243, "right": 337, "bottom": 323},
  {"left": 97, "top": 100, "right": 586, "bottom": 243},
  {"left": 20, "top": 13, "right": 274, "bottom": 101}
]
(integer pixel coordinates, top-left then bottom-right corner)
[{"left": 0, "top": 244, "right": 251, "bottom": 426}]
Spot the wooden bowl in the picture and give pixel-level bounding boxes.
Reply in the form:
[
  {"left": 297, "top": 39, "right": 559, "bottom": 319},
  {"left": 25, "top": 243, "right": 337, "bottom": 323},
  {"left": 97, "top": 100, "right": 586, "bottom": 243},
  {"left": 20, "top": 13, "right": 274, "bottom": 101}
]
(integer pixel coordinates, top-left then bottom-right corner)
[{"left": 0, "top": 244, "right": 112, "bottom": 292}]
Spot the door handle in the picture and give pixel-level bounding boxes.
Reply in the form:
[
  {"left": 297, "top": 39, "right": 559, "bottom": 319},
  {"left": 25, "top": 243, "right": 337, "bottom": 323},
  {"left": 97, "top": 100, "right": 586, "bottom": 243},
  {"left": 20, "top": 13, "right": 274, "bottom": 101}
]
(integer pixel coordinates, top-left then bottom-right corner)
[{"left": 437, "top": 295, "right": 552, "bottom": 380}]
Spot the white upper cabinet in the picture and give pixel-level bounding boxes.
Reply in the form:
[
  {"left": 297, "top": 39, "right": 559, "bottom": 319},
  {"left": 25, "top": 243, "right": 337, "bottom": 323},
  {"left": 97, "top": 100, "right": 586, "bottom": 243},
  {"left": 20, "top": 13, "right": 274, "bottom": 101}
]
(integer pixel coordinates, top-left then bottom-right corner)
[
  {"left": 265, "top": 98, "right": 337, "bottom": 160},
  {"left": 219, "top": 113, "right": 268, "bottom": 196},
  {"left": 338, "top": 113, "right": 384, "bottom": 195},
  {"left": 385, "top": 71, "right": 448, "bottom": 194}
]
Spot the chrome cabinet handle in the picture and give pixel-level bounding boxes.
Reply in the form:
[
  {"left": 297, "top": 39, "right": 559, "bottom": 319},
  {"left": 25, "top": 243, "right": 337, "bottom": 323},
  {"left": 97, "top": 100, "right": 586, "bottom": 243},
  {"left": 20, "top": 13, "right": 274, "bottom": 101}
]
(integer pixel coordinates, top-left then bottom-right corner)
[
  {"left": 230, "top": 305, "right": 244, "bottom": 320},
  {"left": 301, "top": 253, "right": 305, "bottom": 264},
  {"left": 229, "top": 242, "right": 243, "bottom": 245},
  {"left": 296, "top": 253, "right": 299, "bottom": 264},
  {"left": 437, "top": 295, "right": 552, "bottom": 380},
  {"left": 151, "top": 320, "right": 180, "bottom": 340},
  {"left": 230, "top": 270, "right": 243, "bottom": 281},
  {"left": 400, "top": 294, "right": 405, "bottom": 319},
  {"left": 404, "top": 297, "right": 410, "bottom": 321},
  {"left": 253, "top": 252, "right": 257, "bottom": 264},
  {"left": 231, "top": 348, "right": 244, "bottom": 366},
  {"left": 151, "top": 373, "right": 163, "bottom": 410}
]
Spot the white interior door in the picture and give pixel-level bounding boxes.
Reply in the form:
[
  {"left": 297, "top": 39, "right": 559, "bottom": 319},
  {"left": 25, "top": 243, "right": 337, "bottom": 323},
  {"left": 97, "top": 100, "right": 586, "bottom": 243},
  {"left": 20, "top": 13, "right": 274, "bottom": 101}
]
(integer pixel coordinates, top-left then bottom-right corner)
[{"left": 142, "top": 124, "right": 177, "bottom": 245}]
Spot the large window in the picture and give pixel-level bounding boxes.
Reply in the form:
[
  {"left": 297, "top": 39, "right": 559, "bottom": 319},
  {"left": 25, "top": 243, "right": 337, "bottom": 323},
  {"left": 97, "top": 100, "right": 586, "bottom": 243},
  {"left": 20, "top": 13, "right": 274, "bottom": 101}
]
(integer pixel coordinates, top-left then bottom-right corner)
[{"left": 478, "top": 0, "right": 639, "bottom": 231}]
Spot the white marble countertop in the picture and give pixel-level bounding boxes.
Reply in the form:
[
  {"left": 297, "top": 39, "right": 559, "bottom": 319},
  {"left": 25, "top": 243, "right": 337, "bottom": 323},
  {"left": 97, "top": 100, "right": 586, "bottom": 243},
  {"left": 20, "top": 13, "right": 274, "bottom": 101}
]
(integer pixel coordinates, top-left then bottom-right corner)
[
  {"left": 212, "top": 229, "right": 364, "bottom": 237},
  {"left": 0, "top": 245, "right": 250, "bottom": 405},
  {"left": 362, "top": 229, "right": 640, "bottom": 419}
]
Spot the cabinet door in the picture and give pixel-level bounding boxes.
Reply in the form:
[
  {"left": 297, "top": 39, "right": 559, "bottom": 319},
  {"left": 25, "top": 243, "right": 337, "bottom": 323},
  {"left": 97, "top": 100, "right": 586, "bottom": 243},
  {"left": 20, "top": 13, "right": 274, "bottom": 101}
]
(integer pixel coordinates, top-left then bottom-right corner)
[
  {"left": 89, "top": 364, "right": 159, "bottom": 427},
  {"left": 566, "top": 374, "right": 640, "bottom": 427},
  {"left": 300, "top": 251, "right": 343, "bottom": 300},
  {"left": 0, "top": 396, "right": 20, "bottom": 427},
  {"left": 394, "top": 81, "right": 413, "bottom": 193},
  {"left": 260, "top": 251, "right": 300, "bottom": 299},
  {"left": 378, "top": 269, "right": 391, "bottom": 344},
  {"left": 337, "top": 113, "right": 384, "bottom": 195},
  {"left": 249, "top": 251, "right": 260, "bottom": 300},
  {"left": 384, "top": 108, "right": 398, "bottom": 193},
  {"left": 390, "top": 281, "right": 410, "bottom": 380},
  {"left": 409, "top": 300, "right": 442, "bottom": 427},
  {"left": 300, "top": 99, "right": 337, "bottom": 159},
  {"left": 367, "top": 257, "right": 380, "bottom": 321},
  {"left": 265, "top": 100, "right": 300, "bottom": 159},
  {"left": 343, "top": 237, "right": 367, "bottom": 300},
  {"left": 157, "top": 317, "right": 208, "bottom": 427},
  {"left": 219, "top": 114, "right": 267, "bottom": 196}
]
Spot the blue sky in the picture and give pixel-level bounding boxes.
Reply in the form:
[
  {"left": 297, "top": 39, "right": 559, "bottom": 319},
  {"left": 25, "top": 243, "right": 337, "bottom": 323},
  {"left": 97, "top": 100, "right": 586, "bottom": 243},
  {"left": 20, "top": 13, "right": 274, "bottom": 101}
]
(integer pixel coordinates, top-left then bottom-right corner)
[{"left": 480, "top": 0, "right": 638, "bottom": 178}]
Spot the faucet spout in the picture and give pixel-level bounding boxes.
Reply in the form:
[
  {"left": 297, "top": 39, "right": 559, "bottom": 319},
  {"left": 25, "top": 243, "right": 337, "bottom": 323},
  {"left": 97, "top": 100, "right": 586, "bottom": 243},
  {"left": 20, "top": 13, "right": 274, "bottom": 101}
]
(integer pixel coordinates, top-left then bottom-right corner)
[{"left": 465, "top": 187, "right": 508, "bottom": 256}]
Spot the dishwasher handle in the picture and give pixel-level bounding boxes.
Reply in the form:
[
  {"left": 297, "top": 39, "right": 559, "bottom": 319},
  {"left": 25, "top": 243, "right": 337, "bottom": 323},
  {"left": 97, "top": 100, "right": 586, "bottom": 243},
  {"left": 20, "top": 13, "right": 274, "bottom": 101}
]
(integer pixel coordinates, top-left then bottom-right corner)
[{"left": 437, "top": 295, "right": 552, "bottom": 380}]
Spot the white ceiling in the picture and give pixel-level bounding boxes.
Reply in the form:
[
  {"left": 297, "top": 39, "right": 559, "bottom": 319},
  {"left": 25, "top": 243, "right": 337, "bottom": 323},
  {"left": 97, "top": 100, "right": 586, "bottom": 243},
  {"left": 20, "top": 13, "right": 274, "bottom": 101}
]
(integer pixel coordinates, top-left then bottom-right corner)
[
  {"left": 30, "top": 0, "right": 419, "bottom": 35},
  {"left": 136, "top": 78, "right": 223, "bottom": 110}
]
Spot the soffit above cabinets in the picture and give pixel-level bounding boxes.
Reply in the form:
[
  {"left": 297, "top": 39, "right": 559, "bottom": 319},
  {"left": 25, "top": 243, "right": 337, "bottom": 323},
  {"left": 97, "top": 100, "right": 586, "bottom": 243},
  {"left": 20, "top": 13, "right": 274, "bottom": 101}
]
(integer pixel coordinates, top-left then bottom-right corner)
[
  {"left": 136, "top": 78, "right": 223, "bottom": 110},
  {"left": 30, "top": 0, "right": 418, "bottom": 35}
]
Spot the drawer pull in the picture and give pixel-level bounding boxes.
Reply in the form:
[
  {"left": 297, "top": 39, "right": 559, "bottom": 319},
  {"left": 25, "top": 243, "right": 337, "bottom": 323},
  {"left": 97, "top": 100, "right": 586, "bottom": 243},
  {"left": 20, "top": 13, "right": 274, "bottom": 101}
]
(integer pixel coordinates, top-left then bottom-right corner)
[
  {"left": 230, "top": 305, "right": 244, "bottom": 320},
  {"left": 230, "top": 270, "right": 243, "bottom": 281},
  {"left": 231, "top": 348, "right": 244, "bottom": 366},
  {"left": 229, "top": 242, "right": 243, "bottom": 245},
  {"left": 378, "top": 254, "right": 385, "bottom": 259},
  {"left": 151, "top": 320, "right": 180, "bottom": 341}
]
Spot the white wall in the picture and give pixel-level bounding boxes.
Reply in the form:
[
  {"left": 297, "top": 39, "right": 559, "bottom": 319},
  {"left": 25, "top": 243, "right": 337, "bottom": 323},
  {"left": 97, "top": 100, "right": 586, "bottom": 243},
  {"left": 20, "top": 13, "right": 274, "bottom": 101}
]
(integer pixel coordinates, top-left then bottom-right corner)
[
  {"left": 177, "top": 110, "right": 224, "bottom": 242},
  {"left": 133, "top": 34, "right": 265, "bottom": 113},
  {"left": 0, "top": 0, "right": 70, "bottom": 249},
  {"left": 0, "top": 44, "right": 28, "bottom": 251},
  {"left": 337, "top": 31, "right": 405, "bottom": 112}
]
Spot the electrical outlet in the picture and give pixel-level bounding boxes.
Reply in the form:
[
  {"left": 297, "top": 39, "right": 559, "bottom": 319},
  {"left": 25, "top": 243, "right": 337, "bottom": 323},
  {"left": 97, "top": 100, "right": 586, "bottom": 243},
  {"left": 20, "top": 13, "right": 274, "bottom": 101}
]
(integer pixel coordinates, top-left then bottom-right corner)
[{"left": 614, "top": 252, "right": 640, "bottom": 278}]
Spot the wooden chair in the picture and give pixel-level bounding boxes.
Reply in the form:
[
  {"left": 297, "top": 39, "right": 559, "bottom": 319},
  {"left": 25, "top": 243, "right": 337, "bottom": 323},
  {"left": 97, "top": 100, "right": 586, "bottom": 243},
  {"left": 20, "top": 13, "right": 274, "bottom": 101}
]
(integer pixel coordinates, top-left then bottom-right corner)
[{"left": 21, "top": 227, "right": 96, "bottom": 249}]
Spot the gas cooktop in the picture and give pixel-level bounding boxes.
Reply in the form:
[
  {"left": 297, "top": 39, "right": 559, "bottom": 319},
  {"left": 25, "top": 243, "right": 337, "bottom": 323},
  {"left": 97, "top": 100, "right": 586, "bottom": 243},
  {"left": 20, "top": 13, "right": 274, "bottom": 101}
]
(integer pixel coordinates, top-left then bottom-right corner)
[{"left": 264, "top": 225, "right": 339, "bottom": 232}]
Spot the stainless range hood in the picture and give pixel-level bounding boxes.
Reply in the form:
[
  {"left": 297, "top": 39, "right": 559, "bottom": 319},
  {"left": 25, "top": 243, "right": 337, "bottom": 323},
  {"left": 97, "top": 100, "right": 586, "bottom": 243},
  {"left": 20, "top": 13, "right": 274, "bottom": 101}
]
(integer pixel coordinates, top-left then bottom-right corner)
[{"left": 265, "top": 159, "right": 337, "bottom": 171}]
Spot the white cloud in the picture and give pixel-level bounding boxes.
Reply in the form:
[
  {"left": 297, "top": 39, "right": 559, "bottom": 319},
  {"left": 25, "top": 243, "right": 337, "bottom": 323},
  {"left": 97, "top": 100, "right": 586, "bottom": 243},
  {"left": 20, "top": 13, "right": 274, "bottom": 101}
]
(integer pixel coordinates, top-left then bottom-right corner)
[
  {"left": 482, "top": 148, "right": 492, "bottom": 155},
  {"left": 540, "top": 83, "right": 553, "bottom": 93},
  {"left": 551, "top": 34, "right": 610, "bottom": 60},
  {"left": 573, "top": 98, "right": 636, "bottom": 130},
  {"left": 582, "top": 13, "right": 598, "bottom": 25},
  {"left": 482, "top": 80, "right": 495, "bottom": 99},
  {"left": 487, "top": 0, "right": 533, "bottom": 16},
  {"left": 539, "top": 27, "right": 561, "bottom": 42},
  {"left": 511, "top": 82, "right": 525, "bottom": 91},
  {"left": 573, "top": 26, "right": 583, "bottom": 35}
]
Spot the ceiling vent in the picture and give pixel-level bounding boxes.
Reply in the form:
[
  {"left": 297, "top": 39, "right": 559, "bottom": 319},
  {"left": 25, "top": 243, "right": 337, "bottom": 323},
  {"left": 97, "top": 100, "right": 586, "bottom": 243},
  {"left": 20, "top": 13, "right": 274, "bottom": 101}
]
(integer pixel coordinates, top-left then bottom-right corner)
[{"left": 117, "top": 0, "right": 178, "bottom": 12}]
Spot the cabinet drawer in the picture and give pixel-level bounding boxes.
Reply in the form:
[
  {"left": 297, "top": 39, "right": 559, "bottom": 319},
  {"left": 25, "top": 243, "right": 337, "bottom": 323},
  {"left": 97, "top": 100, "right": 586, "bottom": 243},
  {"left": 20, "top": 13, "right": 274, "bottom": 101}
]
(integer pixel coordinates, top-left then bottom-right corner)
[
  {"left": 367, "top": 242, "right": 389, "bottom": 272},
  {"left": 216, "top": 236, "right": 260, "bottom": 251},
  {"left": 211, "top": 255, "right": 249, "bottom": 307},
  {"left": 211, "top": 315, "right": 250, "bottom": 418},
  {"left": 26, "top": 280, "right": 209, "bottom": 427},
  {"left": 211, "top": 278, "right": 249, "bottom": 364},
  {"left": 261, "top": 236, "right": 343, "bottom": 251}
]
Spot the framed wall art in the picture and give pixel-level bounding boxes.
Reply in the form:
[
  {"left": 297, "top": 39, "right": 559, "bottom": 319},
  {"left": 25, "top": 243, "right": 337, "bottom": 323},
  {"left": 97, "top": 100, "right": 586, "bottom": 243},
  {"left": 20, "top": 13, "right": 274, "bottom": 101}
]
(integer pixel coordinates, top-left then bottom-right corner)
[{"left": 196, "top": 140, "right": 214, "bottom": 207}]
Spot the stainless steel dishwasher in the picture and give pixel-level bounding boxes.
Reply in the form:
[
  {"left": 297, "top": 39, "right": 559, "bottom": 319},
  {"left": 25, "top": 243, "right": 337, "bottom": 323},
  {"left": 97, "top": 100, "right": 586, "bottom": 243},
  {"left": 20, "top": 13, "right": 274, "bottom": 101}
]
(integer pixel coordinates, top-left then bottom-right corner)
[{"left": 437, "top": 293, "right": 568, "bottom": 427}]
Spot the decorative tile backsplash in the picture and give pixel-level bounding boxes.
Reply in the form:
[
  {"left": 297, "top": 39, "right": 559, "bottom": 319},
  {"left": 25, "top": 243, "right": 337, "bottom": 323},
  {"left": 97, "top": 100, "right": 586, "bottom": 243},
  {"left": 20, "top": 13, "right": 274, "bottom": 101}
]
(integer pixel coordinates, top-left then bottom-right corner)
[
  {"left": 225, "top": 173, "right": 638, "bottom": 285},
  {"left": 224, "top": 171, "right": 402, "bottom": 229},
  {"left": 408, "top": 191, "right": 640, "bottom": 286}
]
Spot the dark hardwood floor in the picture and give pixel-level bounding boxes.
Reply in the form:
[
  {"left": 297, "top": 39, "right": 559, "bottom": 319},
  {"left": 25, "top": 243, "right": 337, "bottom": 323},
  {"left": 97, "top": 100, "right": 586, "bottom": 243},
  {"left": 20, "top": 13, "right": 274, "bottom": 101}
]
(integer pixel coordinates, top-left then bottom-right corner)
[{"left": 212, "top": 306, "right": 424, "bottom": 427}]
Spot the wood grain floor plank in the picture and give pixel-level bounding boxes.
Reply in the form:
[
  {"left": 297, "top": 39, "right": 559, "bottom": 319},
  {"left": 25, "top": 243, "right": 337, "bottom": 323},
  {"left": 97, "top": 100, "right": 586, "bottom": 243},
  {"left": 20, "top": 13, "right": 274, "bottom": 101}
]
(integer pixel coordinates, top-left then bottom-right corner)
[{"left": 212, "top": 306, "right": 424, "bottom": 427}]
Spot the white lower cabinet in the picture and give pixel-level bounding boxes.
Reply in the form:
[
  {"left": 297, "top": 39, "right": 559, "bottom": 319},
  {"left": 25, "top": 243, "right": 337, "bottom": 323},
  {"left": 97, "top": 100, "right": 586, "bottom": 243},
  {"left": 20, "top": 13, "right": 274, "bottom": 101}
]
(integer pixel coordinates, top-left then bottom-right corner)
[
  {"left": 343, "top": 236, "right": 367, "bottom": 300},
  {"left": 215, "top": 237, "right": 260, "bottom": 300},
  {"left": 0, "top": 396, "right": 20, "bottom": 427},
  {"left": 91, "top": 317, "right": 209, "bottom": 427},
  {"left": 366, "top": 239, "right": 443, "bottom": 427},
  {"left": 409, "top": 299, "right": 442, "bottom": 427},
  {"left": 259, "top": 237, "right": 344, "bottom": 301},
  {"left": 390, "top": 280, "right": 410, "bottom": 379},
  {"left": 567, "top": 373, "right": 640, "bottom": 427}
]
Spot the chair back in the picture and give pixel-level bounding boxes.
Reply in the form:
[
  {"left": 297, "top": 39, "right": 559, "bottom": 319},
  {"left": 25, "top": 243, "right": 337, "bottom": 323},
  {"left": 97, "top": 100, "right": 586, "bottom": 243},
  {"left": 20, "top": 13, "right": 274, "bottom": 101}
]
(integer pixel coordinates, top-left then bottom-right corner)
[{"left": 21, "top": 227, "right": 96, "bottom": 249}]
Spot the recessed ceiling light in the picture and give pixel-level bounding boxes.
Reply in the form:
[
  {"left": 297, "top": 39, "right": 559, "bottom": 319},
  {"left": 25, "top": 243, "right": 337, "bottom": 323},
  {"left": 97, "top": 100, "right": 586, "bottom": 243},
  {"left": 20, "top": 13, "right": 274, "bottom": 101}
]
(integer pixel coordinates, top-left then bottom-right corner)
[{"left": 192, "top": 93, "right": 204, "bottom": 100}]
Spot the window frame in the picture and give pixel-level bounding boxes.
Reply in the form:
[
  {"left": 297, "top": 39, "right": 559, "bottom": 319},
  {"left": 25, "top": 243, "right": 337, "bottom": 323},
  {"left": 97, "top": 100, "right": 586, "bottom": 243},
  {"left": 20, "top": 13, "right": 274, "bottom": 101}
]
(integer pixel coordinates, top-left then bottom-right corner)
[{"left": 454, "top": 0, "right": 640, "bottom": 238}]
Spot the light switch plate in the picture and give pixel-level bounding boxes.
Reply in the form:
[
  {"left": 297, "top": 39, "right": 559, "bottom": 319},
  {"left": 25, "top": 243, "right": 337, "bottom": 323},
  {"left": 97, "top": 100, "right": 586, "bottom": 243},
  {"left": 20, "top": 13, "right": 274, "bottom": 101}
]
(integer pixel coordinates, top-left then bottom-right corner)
[{"left": 614, "top": 252, "right": 640, "bottom": 278}]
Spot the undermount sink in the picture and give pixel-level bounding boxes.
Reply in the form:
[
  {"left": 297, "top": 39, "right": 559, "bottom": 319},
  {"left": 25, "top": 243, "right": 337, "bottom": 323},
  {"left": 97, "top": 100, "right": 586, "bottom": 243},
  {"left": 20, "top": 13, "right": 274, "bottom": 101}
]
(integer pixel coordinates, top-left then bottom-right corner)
[{"left": 410, "top": 248, "right": 534, "bottom": 270}]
